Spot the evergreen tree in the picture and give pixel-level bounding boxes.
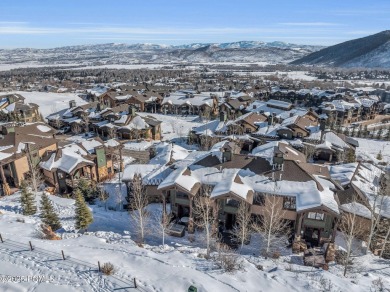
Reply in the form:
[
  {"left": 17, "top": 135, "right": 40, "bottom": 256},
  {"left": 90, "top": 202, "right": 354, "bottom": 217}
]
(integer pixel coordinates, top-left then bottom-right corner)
[
  {"left": 377, "top": 128, "right": 383, "bottom": 140},
  {"left": 75, "top": 178, "right": 99, "bottom": 203},
  {"left": 376, "top": 151, "right": 383, "bottom": 161},
  {"left": 20, "top": 180, "right": 37, "bottom": 216},
  {"left": 40, "top": 193, "right": 62, "bottom": 231},
  {"left": 363, "top": 125, "right": 368, "bottom": 138},
  {"left": 74, "top": 189, "right": 93, "bottom": 231}
]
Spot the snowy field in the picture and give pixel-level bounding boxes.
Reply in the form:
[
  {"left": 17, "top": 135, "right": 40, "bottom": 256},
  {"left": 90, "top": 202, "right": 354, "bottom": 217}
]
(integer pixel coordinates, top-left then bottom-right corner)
[
  {"left": 0, "top": 63, "right": 82, "bottom": 71},
  {"left": 355, "top": 138, "right": 390, "bottom": 164},
  {"left": 136, "top": 112, "right": 203, "bottom": 142},
  {"left": 1, "top": 189, "right": 390, "bottom": 292},
  {"left": 8, "top": 91, "right": 88, "bottom": 119}
]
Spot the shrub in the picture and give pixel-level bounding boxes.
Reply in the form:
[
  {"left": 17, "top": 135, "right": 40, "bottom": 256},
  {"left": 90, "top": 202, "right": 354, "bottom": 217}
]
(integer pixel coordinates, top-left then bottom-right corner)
[
  {"left": 101, "top": 262, "right": 115, "bottom": 275},
  {"left": 272, "top": 251, "right": 281, "bottom": 259},
  {"left": 212, "top": 243, "right": 244, "bottom": 273}
]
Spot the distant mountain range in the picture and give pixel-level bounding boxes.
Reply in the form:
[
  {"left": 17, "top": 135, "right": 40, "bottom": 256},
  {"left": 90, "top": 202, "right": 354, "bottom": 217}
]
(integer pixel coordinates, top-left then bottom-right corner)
[
  {"left": 291, "top": 30, "right": 390, "bottom": 68},
  {"left": 1, "top": 32, "right": 390, "bottom": 68},
  {"left": 0, "top": 41, "right": 323, "bottom": 66}
]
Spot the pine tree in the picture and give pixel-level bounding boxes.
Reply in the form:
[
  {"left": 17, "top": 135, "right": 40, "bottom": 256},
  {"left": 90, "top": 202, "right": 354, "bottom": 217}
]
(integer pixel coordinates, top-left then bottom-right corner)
[
  {"left": 20, "top": 180, "right": 37, "bottom": 216},
  {"left": 75, "top": 178, "right": 99, "bottom": 203},
  {"left": 74, "top": 189, "right": 93, "bottom": 231},
  {"left": 40, "top": 193, "right": 62, "bottom": 231},
  {"left": 376, "top": 151, "right": 383, "bottom": 161}
]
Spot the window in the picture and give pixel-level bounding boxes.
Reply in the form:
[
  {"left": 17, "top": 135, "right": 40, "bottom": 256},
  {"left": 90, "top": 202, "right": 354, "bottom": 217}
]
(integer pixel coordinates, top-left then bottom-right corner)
[
  {"left": 176, "top": 191, "right": 188, "bottom": 199},
  {"left": 283, "top": 197, "right": 296, "bottom": 210},
  {"left": 253, "top": 193, "right": 265, "bottom": 206},
  {"left": 108, "top": 167, "right": 112, "bottom": 174},
  {"left": 245, "top": 128, "right": 252, "bottom": 133},
  {"left": 308, "top": 212, "right": 324, "bottom": 220}
]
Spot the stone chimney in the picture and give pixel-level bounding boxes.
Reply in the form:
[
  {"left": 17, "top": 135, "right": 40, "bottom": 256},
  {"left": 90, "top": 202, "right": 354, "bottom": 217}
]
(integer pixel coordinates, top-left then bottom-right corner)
[
  {"left": 220, "top": 111, "right": 227, "bottom": 122},
  {"left": 69, "top": 100, "right": 76, "bottom": 108}
]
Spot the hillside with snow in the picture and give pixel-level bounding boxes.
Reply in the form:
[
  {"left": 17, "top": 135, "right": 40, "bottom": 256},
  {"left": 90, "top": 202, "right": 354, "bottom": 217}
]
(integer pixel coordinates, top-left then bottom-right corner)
[
  {"left": 292, "top": 30, "right": 390, "bottom": 68},
  {"left": 0, "top": 41, "right": 323, "bottom": 69},
  {"left": 1, "top": 189, "right": 390, "bottom": 292}
]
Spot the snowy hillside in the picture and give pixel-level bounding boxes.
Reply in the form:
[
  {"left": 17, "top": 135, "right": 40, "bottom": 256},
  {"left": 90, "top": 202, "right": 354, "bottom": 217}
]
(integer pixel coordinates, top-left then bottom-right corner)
[
  {"left": 0, "top": 41, "right": 323, "bottom": 69},
  {"left": 292, "top": 30, "right": 390, "bottom": 68},
  {"left": 1, "top": 189, "right": 390, "bottom": 292}
]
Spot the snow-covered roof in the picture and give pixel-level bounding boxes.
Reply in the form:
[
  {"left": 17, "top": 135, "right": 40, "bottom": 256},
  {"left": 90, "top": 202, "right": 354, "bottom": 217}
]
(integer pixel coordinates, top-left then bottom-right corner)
[
  {"left": 162, "top": 92, "right": 214, "bottom": 107},
  {"left": 40, "top": 144, "right": 93, "bottom": 174},
  {"left": 340, "top": 202, "right": 372, "bottom": 219},
  {"left": 352, "top": 163, "right": 390, "bottom": 219},
  {"left": 158, "top": 164, "right": 339, "bottom": 213},
  {"left": 328, "top": 163, "right": 359, "bottom": 186}
]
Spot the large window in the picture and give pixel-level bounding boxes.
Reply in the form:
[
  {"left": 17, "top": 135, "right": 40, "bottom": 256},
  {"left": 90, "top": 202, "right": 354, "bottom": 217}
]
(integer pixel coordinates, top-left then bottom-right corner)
[
  {"left": 253, "top": 193, "right": 265, "bottom": 206},
  {"left": 308, "top": 212, "right": 324, "bottom": 221},
  {"left": 283, "top": 197, "right": 296, "bottom": 210}
]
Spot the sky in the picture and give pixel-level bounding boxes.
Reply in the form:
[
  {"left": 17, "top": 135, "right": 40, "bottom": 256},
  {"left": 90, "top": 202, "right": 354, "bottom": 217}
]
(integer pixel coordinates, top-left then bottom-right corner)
[{"left": 0, "top": 0, "right": 389, "bottom": 48}]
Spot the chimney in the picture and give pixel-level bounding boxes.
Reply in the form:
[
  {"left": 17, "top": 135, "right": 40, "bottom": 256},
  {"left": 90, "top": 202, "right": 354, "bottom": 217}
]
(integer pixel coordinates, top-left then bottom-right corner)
[
  {"left": 220, "top": 111, "right": 227, "bottom": 122},
  {"left": 320, "top": 119, "right": 326, "bottom": 131},
  {"left": 268, "top": 115, "right": 273, "bottom": 126},
  {"left": 97, "top": 103, "right": 102, "bottom": 112},
  {"left": 69, "top": 100, "right": 76, "bottom": 108},
  {"left": 129, "top": 105, "right": 136, "bottom": 117}
]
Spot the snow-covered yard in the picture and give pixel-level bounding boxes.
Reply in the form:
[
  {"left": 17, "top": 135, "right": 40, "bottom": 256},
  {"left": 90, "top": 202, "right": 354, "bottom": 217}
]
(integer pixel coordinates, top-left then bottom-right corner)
[
  {"left": 1, "top": 189, "right": 390, "bottom": 292},
  {"left": 10, "top": 91, "right": 88, "bottom": 119},
  {"left": 136, "top": 112, "right": 203, "bottom": 142},
  {"left": 355, "top": 138, "right": 390, "bottom": 164}
]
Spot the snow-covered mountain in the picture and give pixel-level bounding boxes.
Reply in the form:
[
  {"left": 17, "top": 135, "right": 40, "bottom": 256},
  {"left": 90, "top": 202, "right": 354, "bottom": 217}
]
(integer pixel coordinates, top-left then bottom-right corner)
[
  {"left": 291, "top": 30, "right": 390, "bottom": 68},
  {"left": 0, "top": 41, "right": 324, "bottom": 66}
]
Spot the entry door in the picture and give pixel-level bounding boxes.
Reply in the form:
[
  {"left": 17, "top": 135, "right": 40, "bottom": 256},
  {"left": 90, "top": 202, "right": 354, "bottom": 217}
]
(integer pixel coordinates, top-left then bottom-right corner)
[{"left": 304, "top": 227, "right": 321, "bottom": 247}]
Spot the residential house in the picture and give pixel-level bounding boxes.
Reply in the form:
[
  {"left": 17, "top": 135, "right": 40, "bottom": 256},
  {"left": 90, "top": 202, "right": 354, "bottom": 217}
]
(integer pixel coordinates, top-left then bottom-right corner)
[
  {"left": 0, "top": 123, "right": 58, "bottom": 194},
  {"left": 40, "top": 137, "right": 114, "bottom": 194},
  {"left": 157, "top": 141, "right": 341, "bottom": 247}
]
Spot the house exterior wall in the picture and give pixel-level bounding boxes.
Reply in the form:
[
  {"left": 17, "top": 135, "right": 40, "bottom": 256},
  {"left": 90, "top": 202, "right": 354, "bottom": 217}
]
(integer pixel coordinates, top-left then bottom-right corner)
[
  {"left": 251, "top": 196, "right": 297, "bottom": 221},
  {"left": 128, "top": 97, "right": 145, "bottom": 111},
  {"left": 14, "top": 143, "right": 57, "bottom": 186}
]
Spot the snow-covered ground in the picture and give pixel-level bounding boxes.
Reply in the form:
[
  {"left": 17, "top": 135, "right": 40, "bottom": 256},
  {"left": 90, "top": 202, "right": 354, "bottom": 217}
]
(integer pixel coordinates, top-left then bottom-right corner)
[
  {"left": 355, "top": 138, "right": 390, "bottom": 164},
  {"left": 136, "top": 113, "right": 203, "bottom": 142},
  {"left": 1, "top": 189, "right": 390, "bottom": 292},
  {"left": 8, "top": 91, "right": 88, "bottom": 119}
]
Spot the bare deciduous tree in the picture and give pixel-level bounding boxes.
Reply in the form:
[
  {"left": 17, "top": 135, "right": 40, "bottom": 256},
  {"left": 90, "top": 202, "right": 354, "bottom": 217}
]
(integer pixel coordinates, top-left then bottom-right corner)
[
  {"left": 71, "top": 123, "right": 82, "bottom": 135},
  {"left": 82, "top": 114, "right": 90, "bottom": 133},
  {"left": 25, "top": 143, "right": 43, "bottom": 194},
  {"left": 232, "top": 201, "right": 252, "bottom": 251},
  {"left": 128, "top": 173, "right": 149, "bottom": 244},
  {"left": 252, "top": 194, "right": 290, "bottom": 258},
  {"left": 107, "top": 126, "right": 117, "bottom": 139},
  {"left": 379, "top": 223, "right": 390, "bottom": 258},
  {"left": 192, "top": 185, "right": 216, "bottom": 259},
  {"left": 339, "top": 200, "right": 366, "bottom": 276},
  {"left": 153, "top": 209, "right": 172, "bottom": 247},
  {"left": 98, "top": 185, "right": 109, "bottom": 211}
]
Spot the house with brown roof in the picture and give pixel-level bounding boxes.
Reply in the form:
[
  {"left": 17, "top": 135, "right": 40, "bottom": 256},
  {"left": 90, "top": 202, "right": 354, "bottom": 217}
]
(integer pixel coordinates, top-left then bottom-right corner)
[
  {"left": 157, "top": 141, "right": 341, "bottom": 247},
  {"left": 0, "top": 123, "right": 58, "bottom": 194},
  {"left": 276, "top": 115, "right": 315, "bottom": 139},
  {"left": 40, "top": 137, "right": 114, "bottom": 194}
]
